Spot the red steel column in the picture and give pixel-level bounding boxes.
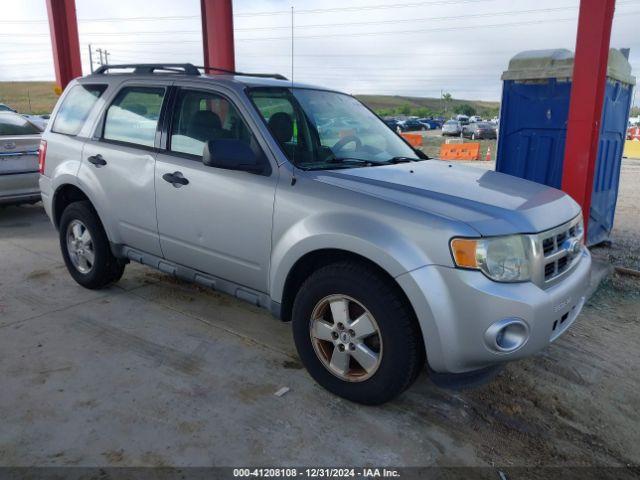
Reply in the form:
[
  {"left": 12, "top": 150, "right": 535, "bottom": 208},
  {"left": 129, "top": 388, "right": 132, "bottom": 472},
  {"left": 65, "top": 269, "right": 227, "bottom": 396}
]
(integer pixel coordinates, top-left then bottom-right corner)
[
  {"left": 201, "top": 0, "right": 236, "bottom": 72},
  {"left": 562, "top": 0, "right": 615, "bottom": 237},
  {"left": 46, "top": 0, "right": 82, "bottom": 91}
]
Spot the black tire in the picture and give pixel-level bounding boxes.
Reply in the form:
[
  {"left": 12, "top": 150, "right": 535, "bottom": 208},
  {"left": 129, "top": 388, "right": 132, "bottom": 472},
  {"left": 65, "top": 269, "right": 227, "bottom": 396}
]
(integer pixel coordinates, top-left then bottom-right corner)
[
  {"left": 292, "top": 261, "right": 424, "bottom": 405},
  {"left": 59, "top": 201, "right": 125, "bottom": 289}
]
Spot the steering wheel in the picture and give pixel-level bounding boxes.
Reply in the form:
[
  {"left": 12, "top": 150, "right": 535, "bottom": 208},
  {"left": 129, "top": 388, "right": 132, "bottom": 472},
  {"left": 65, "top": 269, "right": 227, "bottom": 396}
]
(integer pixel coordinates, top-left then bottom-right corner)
[{"left": 332, "top": 135, "right": 362, "bottom": 153}]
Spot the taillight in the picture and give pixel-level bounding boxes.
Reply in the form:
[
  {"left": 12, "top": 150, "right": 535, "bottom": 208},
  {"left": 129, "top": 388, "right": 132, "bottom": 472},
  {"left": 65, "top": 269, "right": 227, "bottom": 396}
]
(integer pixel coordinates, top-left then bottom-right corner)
[{"left": 38, "top": 140, "right": 47, "bottom": 174}]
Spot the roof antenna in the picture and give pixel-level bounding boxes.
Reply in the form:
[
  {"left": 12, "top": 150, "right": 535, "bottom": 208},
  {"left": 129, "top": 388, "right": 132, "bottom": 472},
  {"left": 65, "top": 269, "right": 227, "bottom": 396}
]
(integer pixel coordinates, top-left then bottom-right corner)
[
  {"left": 291, "top": 6, "right": 294, "bottom": 86},
  {"left": 290, "top": 5, "right": 297, "bottom": 186}
]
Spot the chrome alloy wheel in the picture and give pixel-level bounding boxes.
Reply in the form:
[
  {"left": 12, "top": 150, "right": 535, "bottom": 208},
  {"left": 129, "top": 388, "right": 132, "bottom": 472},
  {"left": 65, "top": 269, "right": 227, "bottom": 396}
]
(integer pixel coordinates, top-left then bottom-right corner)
[
  {"left": 66, "top": 219, "right": 95, "bottom": 274},
  {"left": 309, "top": 294, "right": 383, "bottom": 382}
]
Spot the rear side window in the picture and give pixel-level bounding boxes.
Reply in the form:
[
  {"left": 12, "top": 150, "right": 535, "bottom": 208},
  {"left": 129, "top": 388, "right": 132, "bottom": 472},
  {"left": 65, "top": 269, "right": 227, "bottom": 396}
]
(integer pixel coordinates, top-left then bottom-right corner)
[
  {"left": 0, "top": 112, "right": 41, "bottom": 135},
  {"left": 51, "top": 84, "right": 106, "bottom": 136},
  {"left": 103, "top": 87, "right": 165, "bottom": 148}
]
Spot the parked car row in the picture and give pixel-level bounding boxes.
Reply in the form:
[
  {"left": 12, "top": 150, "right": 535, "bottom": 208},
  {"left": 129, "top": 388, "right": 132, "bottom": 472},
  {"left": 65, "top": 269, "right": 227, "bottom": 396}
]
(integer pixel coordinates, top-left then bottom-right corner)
[
  {"left": 442, "top": 118, "right": 498, "bottom": 139},
  {"left": 382, "top": 116, "right": 445, "bottom": 132},
  {"left": 384, "top": 113, "right": 499, "bottom": 138}
]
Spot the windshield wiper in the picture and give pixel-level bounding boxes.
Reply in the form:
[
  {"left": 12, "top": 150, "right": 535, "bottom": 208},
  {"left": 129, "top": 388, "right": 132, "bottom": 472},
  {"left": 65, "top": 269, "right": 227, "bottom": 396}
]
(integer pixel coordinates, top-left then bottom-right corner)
[
  {"left": 386, "top": 156, "right": 418, "bottom": 164},
  {"left": 326, "top": 157, "right": 374, "bottom": 165},
  {"left": 329, "top": 157, "right": 418, "bottom": 165},
  {"left": 297, "top": 157, "right": 374, "bottom": 171},
  {"left": 303, "top": 156, "right": 418, "bottom": 171}
]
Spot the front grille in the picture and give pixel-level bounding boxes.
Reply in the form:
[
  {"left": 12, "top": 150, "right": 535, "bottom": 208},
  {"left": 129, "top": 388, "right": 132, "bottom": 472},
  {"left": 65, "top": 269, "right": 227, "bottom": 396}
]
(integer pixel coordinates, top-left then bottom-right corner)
[
  {"left": 535, "top": 216, "right": 584, "bottom": 287},
  {"left": 544, "top": 263, "right": 555, "bottom": 277},
  {"left": 557, "top": 256, "right": 568, "bottom": 273}
]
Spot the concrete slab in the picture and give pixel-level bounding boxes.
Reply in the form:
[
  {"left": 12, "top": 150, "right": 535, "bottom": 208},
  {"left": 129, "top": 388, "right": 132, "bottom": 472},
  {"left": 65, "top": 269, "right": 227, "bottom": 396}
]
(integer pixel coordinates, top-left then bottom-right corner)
[{"left": 1, "top": 203, "right": 638, "bottom": 468}]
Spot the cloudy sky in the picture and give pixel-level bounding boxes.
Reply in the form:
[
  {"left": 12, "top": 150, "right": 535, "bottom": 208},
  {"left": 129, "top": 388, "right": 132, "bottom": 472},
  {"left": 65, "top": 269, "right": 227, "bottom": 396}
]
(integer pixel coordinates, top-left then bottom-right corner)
[{"left": 1, "top": 0, "right": 639, "bottom": 104}]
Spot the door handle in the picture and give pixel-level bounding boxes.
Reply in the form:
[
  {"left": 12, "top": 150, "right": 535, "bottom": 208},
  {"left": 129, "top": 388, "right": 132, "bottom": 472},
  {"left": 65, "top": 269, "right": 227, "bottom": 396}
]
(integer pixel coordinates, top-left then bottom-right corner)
[
  {"left": 87, "top": 154, "right": 107, "bottom": 167},
  {"left": 162, "top": 171, "right": 189, "bottom": 187}
]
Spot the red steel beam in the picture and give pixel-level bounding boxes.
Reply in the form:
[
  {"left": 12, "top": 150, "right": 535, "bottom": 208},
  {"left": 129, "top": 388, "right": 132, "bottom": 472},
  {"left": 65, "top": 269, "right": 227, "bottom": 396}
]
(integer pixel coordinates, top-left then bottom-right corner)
[
  {"left": 201, "top": 0, "right": 236, "bottom": 73},
  {"left": 46, "top": 0, "right": 82, "bottom": 91},
  {"left": 562, "top": 0, "right": 615, "bottom": 238}
]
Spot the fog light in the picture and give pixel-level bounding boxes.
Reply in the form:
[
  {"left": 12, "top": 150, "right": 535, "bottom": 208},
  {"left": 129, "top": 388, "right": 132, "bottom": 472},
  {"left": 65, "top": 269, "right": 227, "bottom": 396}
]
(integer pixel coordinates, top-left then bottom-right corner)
[{"left": 485, "top": 318, "right": 529, "bottom": 353}]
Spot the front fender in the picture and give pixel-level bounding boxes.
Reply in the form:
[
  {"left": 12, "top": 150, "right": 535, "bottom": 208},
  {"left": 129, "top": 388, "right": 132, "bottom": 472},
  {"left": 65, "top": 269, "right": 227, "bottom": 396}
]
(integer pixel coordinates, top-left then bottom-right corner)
[{"left": 269, "top": 212, "right": 433, "bottom": 303}]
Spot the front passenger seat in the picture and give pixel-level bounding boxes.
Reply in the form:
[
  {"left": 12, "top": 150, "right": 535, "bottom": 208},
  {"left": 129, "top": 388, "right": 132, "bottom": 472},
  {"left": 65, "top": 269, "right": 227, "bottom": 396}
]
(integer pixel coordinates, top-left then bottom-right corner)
[
  {"left": 268, "top": 112, "right": 293, "bottom": 144},
  {"left": 188, "top": 110, "right": 223, "bottom": 143}
]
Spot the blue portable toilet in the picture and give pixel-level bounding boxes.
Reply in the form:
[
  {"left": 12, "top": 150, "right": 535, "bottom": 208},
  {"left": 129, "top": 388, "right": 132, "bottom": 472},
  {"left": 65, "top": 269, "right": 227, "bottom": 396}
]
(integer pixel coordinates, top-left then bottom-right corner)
[{"left": 496, "top": 49, "right": 635, "bottom": 245}]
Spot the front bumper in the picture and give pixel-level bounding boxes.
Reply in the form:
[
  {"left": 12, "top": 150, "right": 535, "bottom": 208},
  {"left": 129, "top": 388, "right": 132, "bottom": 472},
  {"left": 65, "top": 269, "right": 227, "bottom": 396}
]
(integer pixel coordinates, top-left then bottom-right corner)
[
  {"left": 396, "top": 248, "right": 591, "bottom": 373},
  {"left": 0, "top": 172, "right": 40, "bottom": 205}
]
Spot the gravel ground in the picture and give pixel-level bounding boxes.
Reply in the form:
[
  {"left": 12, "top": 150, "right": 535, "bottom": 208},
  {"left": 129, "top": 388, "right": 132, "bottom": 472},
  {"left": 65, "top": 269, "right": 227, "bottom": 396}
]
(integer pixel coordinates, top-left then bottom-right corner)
[{"left": 591, "top": 158, "right": 640, "bottom": 272}]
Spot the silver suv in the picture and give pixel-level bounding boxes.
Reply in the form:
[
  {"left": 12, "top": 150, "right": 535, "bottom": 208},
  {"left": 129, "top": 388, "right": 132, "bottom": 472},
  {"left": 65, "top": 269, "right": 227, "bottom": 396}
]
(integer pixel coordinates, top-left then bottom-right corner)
[{"left": 39, "top": 64, "right": 591, "bottom": 404}]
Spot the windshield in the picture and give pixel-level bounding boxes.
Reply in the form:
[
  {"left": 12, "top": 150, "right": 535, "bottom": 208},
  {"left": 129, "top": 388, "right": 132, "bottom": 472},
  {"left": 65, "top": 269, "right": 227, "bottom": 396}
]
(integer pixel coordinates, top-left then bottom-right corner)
[{"left": 248, "top": 87, "right": 419, "bottom": 170}]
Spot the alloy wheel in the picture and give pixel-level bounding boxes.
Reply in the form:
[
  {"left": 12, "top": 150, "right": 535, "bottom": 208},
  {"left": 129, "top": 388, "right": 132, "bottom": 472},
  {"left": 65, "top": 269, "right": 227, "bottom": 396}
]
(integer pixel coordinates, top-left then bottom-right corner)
[
  {"left": 66, "top": 219, "right": 95, "bottom": 274},
  {"left": 309, "top": 294, "right": 383, "bottom": 382}
]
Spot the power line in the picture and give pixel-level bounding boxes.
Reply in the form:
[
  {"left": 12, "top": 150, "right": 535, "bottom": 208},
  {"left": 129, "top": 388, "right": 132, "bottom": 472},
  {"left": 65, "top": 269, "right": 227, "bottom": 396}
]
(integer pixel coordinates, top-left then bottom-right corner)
[
  {"left": 233, "top": 3, "right": 637, "bottom": 32},
  {"left": 1, "top": 3, "right": 601, "bottom": 36},
  {"left": 0, "top": 0, "right": 499, "bottom": 24},
  {"left": 6, "top": 1, "right": 636, "bottom": 37},
  {"left": 70, "top": 10, "right": 640, "bottom": 45},
  {"left": 234, "top": 10, "right": 640, "bottom": 41}
]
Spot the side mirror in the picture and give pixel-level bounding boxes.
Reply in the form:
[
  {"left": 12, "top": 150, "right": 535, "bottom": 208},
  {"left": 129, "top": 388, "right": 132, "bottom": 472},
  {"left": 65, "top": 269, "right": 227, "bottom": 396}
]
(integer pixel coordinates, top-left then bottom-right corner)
[{"left": 203, "top": 139, "right": 265, "bottom": 174}]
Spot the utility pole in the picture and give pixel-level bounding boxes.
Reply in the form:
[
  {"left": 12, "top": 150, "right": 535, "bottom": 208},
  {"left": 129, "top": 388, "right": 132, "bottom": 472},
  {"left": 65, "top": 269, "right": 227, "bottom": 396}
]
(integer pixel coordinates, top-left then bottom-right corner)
[
  {"left": 96, "top": 48, "right": 104, "bottom": 66},
  {"left": 104, "top": 50, "right": 110, "bottom": 65},
  {"left": 88, "top": 44, "right": 94, "bottom": 73}
]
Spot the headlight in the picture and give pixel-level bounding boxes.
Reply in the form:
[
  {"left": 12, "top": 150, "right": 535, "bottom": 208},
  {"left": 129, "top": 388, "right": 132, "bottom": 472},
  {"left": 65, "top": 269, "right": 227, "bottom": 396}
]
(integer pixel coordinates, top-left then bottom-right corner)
[{"left": 450, "top": 235, "right": 532, "bottom": 282}]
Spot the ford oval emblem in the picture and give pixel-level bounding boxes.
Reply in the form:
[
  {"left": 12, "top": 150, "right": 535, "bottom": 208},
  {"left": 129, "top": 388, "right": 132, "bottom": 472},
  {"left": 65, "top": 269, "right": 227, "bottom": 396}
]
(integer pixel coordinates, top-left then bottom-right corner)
[
  {"left": 568, "top": 239, "right": 581, "bottom": 255},
  {"left": 3, "top": 142, "right": 16, "bottom": 150}
]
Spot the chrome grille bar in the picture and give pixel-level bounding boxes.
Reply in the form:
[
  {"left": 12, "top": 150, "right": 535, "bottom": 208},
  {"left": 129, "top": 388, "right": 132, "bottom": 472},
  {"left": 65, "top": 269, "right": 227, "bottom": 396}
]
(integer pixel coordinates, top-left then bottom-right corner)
[{"left": 528, "top": 215, "right": 584, "bottom": 289}]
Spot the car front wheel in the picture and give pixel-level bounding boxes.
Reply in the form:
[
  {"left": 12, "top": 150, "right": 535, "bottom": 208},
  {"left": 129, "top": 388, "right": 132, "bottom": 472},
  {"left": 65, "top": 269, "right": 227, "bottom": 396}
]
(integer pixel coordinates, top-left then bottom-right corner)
[{"left": 292, "top": 261, "right": 424, "bottom": 405}]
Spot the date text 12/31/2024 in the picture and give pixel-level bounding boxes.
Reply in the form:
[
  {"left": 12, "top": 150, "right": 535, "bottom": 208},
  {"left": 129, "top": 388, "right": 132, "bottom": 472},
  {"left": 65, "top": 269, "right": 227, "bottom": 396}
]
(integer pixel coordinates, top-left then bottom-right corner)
[{"left": 233, "top": 468, "right": 400, "bottom": 478}]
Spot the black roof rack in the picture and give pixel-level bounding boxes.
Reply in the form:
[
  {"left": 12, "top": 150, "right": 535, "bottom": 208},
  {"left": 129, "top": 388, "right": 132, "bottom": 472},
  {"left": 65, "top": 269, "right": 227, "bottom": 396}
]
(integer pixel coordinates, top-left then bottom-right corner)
[
  {"left": 91, "top": 63, "right": 287, "bottom": 81},
  {"left": 93, "top": 63, "right": 201, "bottom": 75},
  {"left": 196, "top": 66, "right": 288, "bottom": 81}
]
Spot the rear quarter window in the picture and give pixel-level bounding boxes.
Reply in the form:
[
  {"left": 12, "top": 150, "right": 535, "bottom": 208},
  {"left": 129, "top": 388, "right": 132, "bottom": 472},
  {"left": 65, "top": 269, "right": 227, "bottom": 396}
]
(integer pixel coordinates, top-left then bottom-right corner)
[
  {"left": 51, "top": 84, "right": 107, "bottom": 136},
  {"left": 103, "top": 87, "right": 165, "bottom": 148}
]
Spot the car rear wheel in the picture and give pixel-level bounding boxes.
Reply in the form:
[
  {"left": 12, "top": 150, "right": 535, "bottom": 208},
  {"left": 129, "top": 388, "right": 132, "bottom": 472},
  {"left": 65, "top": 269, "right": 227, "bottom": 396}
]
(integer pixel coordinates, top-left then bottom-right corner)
[
  {"left": 59, "top": 201, "right": 125, "bottom": 289},
  {"left": 292, "top": 261, "right": 424, "bottom": 405}
]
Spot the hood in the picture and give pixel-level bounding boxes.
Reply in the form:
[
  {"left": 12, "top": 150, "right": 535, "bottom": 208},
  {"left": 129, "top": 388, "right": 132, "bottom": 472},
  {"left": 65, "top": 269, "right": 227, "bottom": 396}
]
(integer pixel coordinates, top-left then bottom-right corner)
[{"left": 311, "top": 160, "right": 580, "bottom": 236}]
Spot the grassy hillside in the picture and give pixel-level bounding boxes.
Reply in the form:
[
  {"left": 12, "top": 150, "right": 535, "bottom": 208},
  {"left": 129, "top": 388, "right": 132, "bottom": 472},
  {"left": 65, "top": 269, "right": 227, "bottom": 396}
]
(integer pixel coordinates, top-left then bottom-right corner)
[
  {"left": 356, "top": 94, "right": 500, "bottom": 118},
  {"left": 0, "top": 82, "right": 58, "bottom": 114}
]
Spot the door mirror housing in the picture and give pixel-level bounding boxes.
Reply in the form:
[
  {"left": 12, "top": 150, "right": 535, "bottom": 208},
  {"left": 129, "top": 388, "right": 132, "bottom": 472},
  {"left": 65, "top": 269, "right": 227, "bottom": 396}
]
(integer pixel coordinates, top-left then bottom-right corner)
[{"left": 203, "top": 139, "right": 265, "bottom": 174}]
